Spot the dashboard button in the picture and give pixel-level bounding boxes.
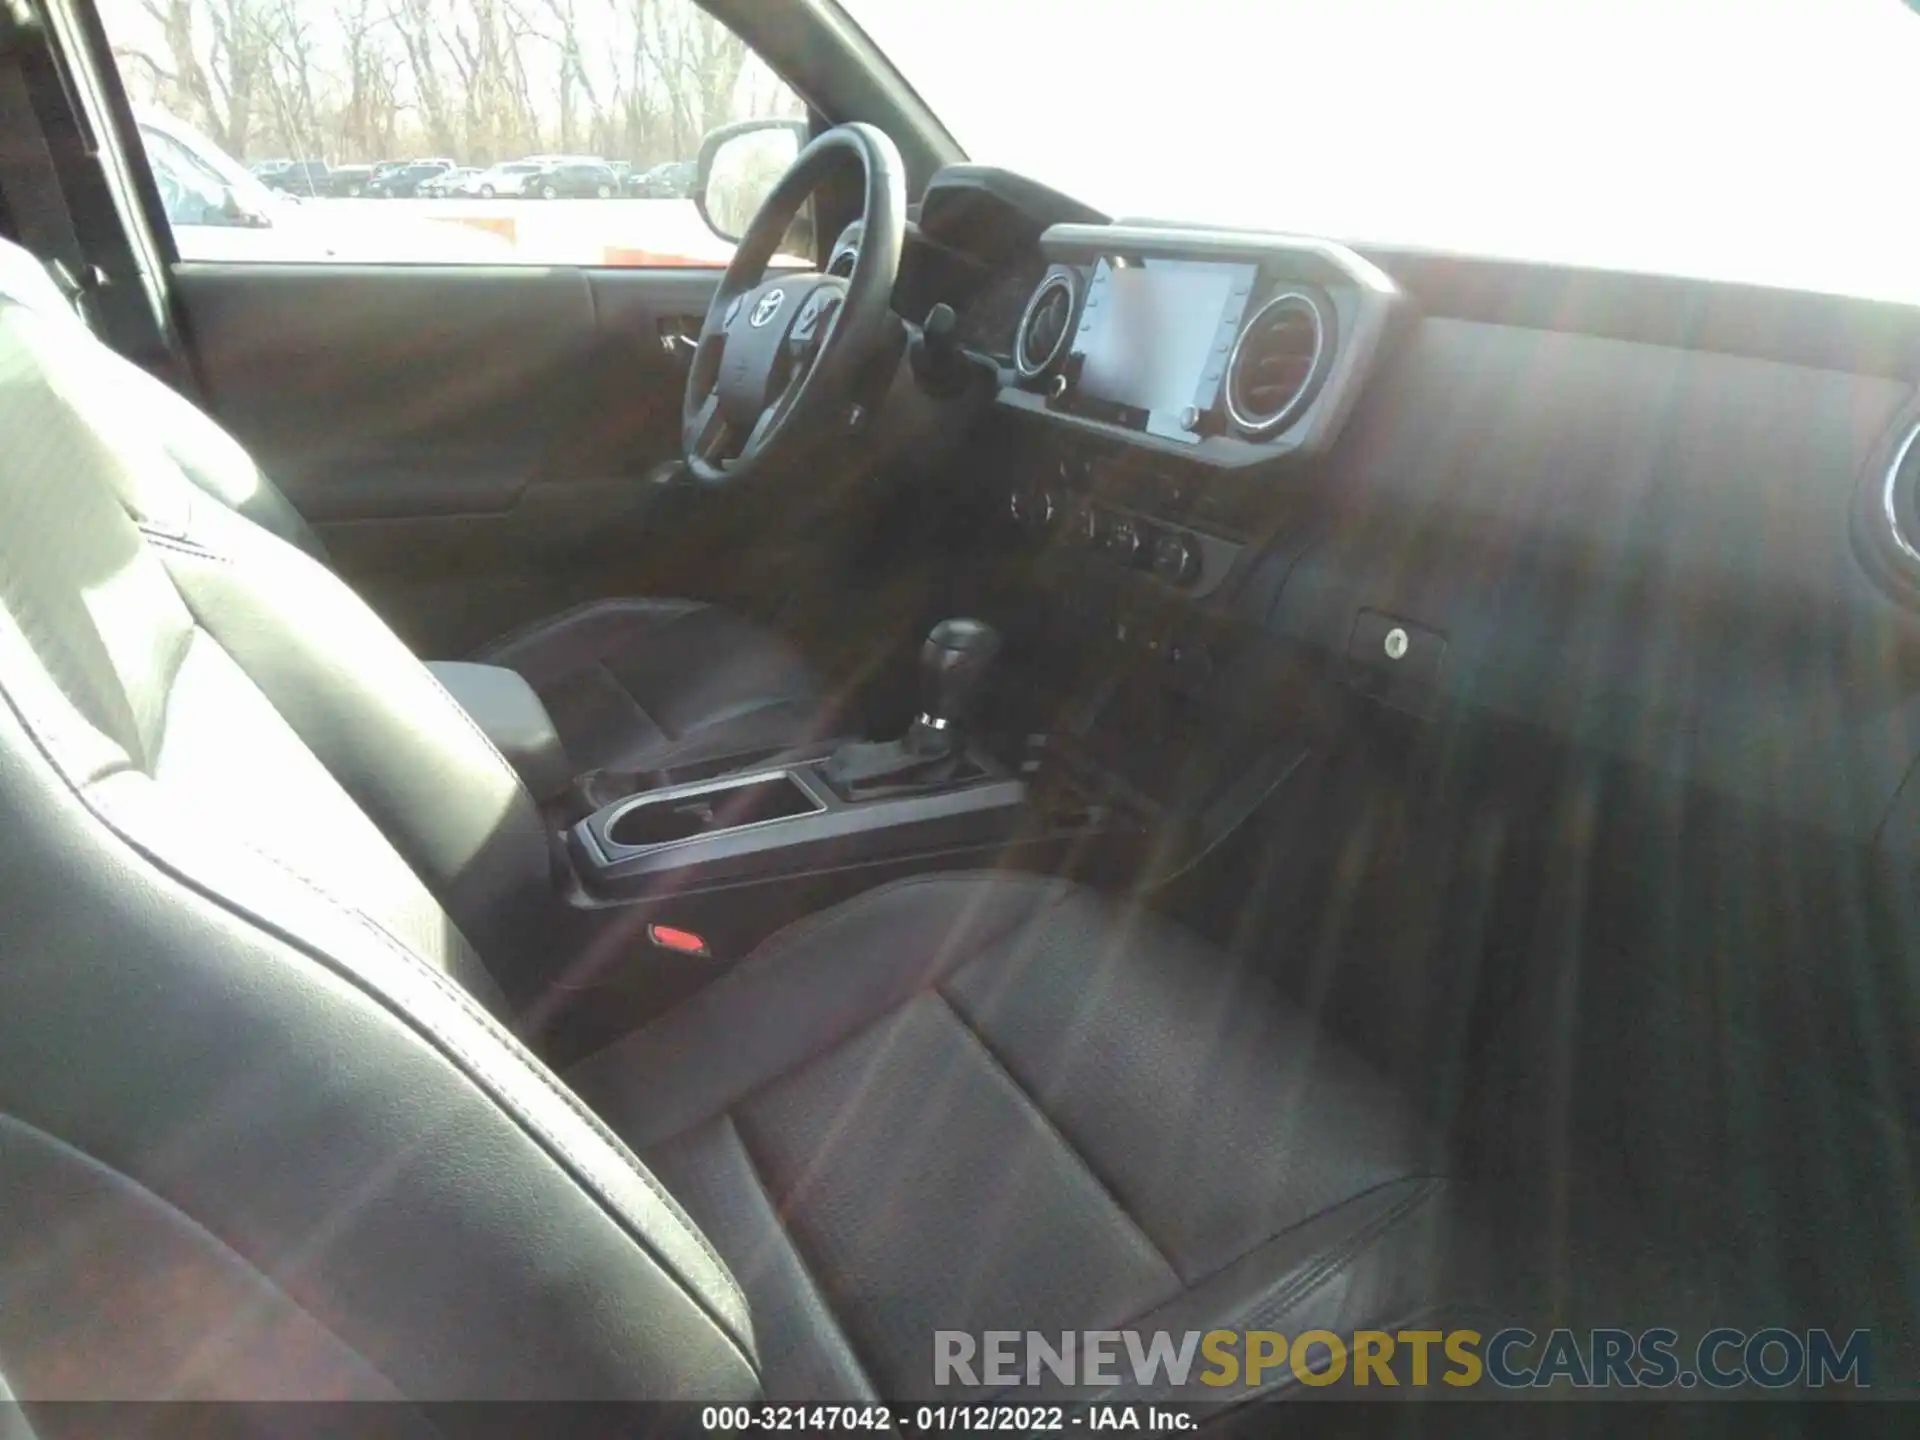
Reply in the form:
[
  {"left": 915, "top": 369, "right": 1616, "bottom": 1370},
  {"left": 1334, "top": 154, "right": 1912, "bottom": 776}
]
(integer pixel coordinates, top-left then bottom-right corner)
[
  {"left": 1104, "top": 516, "right": 1144, "bottom": 565},
  {"left": 1152, "top": 532, "right": 1200, "bottom": 586},
  {"left": 1009, "top": 485, "right": 1056, "bottom": 532},
  {"left": 1347, "top": 609, "right": 1446, "bottom": 716}
]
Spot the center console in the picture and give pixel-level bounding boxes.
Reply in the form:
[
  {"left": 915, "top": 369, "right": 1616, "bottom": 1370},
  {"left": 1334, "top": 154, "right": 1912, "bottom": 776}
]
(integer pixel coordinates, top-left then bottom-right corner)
[
  {"left": 537, "top": 615, "right": 1151, "bottom": 1060},
  {"left": 574, "top": 760, "right": 1032, "bottom": 894},
  {"left": 562, "top": 617, "right": 1144, "bottom": 917}
]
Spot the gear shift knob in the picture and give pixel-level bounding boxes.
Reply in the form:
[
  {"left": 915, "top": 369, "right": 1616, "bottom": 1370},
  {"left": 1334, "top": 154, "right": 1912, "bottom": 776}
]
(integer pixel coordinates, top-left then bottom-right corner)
[
  {"left": 823, "top": 618, "right": 1001, "bottom": 795},
  {"left": 919, "top": 618, "right": 1001, "bottom": 730}
]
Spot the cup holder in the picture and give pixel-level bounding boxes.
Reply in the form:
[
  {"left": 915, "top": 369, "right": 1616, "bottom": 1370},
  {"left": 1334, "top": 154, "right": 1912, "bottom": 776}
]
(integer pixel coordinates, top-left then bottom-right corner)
[{"left": 603, "top": 772, "right": 822, "bottom": 850}]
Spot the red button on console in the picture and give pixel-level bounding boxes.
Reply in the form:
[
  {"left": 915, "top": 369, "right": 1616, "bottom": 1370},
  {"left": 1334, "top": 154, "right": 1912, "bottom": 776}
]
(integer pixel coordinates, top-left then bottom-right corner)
[{"left": 647, "top": 924, "right": 710, "bottom": 957}]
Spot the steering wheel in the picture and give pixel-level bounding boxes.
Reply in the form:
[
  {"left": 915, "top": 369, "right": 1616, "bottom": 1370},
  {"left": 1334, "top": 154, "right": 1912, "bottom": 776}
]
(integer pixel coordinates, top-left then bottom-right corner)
[{"left": 682, "top": 124, "right": 906, "bottom": 485}]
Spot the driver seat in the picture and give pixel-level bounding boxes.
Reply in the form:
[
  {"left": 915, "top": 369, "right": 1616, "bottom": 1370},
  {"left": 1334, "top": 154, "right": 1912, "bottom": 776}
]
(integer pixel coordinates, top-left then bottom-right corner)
[{"left": 0, "top": 238, "right": 841, "bottom": 779}]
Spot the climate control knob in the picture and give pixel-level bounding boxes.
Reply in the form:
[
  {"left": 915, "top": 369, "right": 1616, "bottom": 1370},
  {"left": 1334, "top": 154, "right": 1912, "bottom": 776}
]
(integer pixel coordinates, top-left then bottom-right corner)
[{"left": 1151, "top": 531, "right": 1200, "bottom": 586}]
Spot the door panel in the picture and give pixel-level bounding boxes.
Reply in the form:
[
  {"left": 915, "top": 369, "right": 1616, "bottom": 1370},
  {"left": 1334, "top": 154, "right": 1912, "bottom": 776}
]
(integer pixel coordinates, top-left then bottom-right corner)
[{"left": 171, "top": 264, "right": 724, "bottom": 657}]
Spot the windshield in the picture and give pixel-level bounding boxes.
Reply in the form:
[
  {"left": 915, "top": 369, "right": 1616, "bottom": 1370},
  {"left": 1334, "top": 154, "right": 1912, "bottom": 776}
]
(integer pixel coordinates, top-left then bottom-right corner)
[{"left": 846, "top": 0, "right": 1920, "bottom": 304}]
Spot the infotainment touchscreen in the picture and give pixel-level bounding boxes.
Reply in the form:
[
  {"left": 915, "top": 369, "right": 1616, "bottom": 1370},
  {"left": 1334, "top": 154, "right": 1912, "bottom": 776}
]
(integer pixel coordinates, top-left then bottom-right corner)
[{"left": 1072, "top": 257, "right": 1257, "bottom": 442}]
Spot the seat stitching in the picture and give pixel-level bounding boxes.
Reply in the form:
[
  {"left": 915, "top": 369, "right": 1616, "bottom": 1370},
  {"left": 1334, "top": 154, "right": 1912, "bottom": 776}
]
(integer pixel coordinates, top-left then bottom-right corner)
[
  {"left": 144, "top": 530, "right": 541, "bottom": 814},
  {"left": 931, "top": 988, "right": 1183, "bottom": 1288},
  {"left": 0, "top": 604, "right": 751, "bottom": 1345},
  {"left": 722, "top": 1111, "right": 882, "bottom": 1399},
  {"left": 1226, "top": 1177, "right": 1445, "bottom": 1330},
  {"left": 1026, "top": 1180, "right": 1447, "bottom": 1408},
  {"left": 0, "top": 1106, "right": 415, "bottom": 1402},
  {"left": 208, "top": 831, "right": 754, "bottom": 1336},
  {"left": 416, "top": 664, "right": 541, "bottom": 812},
  {"left": 1122, "top": 1179, "right": 1448, "bottom": 1405},
  {"left": 141, "top": 529, "right": 229, "bottom": 565},
  {"left": 1130, "top": 1176, "right": 1444, "bottom": 1338}
]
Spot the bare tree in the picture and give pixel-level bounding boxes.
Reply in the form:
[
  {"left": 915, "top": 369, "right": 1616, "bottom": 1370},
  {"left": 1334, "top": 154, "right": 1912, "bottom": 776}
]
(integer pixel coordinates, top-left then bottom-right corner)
[
  {"left": 258, "top": 0, "right": 325, "bottom": 157},
  {"left": 389, "top": 0, "right": 456, "bottom": 153},
  {"left": 109, "top": 0, "right": 796, "bottom": 169},
  {"left": 639, "top": 0, "right": 747, "bottom": 158},
  {"left": 337, "top": 0, "right": 404, "bottom": 160}
]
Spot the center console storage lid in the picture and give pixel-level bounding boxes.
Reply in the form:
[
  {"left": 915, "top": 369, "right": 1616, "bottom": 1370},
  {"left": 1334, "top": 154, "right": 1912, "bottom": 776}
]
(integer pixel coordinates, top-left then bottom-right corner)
[{"left": 427, "top": 661, "right": 572, "bottom": 803}]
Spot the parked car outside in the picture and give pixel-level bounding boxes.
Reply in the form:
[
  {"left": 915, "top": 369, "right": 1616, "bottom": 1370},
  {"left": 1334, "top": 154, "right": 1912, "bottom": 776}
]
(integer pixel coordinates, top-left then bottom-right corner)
[
  {"left": 252, "top": 159, "right": 330, "bottom": 196},
  {"left": 133, "top": 109, "right": 511, "bottom": 262},
  {"left": 628, "top": 160, "right": 696, "bottom": 198},
  {"left": 474, "top": 161, "right": 543, "bottom": 198},
  {"left": 325, "top": 164, "right": 375, "bottom": 197},
  {"left": 530, "top": 160, "right": 621, "bottom": 199},
  {"left": 418, "top": 167, "right": 481, "bottom": 198},
  {"left": 368, "top": 160, "right": 456, "bottom": 198}
]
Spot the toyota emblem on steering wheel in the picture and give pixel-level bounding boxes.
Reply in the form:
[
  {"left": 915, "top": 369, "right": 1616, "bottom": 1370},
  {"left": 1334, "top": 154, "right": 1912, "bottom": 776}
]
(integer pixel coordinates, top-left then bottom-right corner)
[{"left": 749, "top": 289, "right": 786, "bottom": 328}]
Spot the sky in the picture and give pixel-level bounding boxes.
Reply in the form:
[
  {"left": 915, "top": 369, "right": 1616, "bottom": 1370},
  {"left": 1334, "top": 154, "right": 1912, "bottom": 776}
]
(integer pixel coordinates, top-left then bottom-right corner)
[{"left": 843, "top": 0, "right": 1920, "bottom": 302}]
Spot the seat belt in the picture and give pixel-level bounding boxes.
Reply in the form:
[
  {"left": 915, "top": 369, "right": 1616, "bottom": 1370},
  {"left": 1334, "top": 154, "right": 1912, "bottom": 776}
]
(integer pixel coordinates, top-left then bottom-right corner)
[{"left": 0, "top": 0, "right": 99, "bottom": 323}]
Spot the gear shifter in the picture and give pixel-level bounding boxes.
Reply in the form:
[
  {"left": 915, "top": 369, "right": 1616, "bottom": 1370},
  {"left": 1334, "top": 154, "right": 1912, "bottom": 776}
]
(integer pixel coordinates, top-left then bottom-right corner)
[
  {"left": 823, "top": 619, "right": 1001, "bottom": 797},
  {"left": 913, "top": 616, "right": 999, "bottom": 742}
]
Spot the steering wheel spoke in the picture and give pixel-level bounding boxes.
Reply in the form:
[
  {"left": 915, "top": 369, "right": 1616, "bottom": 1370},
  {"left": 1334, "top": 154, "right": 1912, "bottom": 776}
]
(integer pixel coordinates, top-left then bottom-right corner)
[
  {"left": 741, "top": 363, "right": 808, "bottom": 461},
  {"left": 679, "top": 123, "right": 903, "bottom": 485},
  {"left": 685, "top": 388, "right": 730, "bottom": 466}
]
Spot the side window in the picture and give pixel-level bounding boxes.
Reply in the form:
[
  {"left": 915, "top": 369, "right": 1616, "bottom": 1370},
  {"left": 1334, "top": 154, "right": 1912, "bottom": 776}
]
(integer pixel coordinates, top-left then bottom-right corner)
[{"left": 95, "top": 0, "right": 805, "bottom": 266}]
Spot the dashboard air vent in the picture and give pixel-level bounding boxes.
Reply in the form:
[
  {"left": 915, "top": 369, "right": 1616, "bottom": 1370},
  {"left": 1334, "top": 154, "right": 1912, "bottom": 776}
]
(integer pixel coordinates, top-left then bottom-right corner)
[
  {"left": 1852, "top": 414, "right": 1920, "bottom": 612},
  {"left": 1225, "top": 291, "right": 1330, "bottom": 437},
  {"left": 1885, "top": 421, "right": 1920, "bottom": 570},
  {"left": 1015, "top": 270, "right": 1078, "bottom": 380}
]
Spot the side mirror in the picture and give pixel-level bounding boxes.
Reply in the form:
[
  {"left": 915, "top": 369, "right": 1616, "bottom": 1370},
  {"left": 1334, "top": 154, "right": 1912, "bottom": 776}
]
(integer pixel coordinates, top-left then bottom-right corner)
[
  {"left": 694, "top": 118, "right": 808, "bottom": 244},
  {"left": 220, "top": 188, "right": 271, "bottom": 229}
]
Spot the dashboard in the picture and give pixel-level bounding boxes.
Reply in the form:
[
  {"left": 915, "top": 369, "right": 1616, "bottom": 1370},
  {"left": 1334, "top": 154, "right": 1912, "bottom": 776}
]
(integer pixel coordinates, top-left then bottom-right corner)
[
  {"left": 844, "top": 159, "right": 1920, "bottom": 862},
  {"left": 839, "top": 177, "right": 1407, "bottom": 623},
  {"left": 832, "top": 171, "right": 1413, "bottom": 773},
  {"left": 818, "top": 161, "right": 1920, "bottom": 1254}
]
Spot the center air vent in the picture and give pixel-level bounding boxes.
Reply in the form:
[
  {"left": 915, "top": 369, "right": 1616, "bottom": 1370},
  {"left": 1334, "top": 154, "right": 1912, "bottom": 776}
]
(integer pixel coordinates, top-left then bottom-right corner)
[
  {"left": 1852, "top": 413, "right": 1920, "bottom": 612},
  {"left": 1884, "top": 420, "right": 1920, "bottom": 570},
  {"left": 1224, "top": 291, "right": 1331, "bottom": 437},
  {"left": 1015, "top": 270, "right": 1078, "bottom": 380}
]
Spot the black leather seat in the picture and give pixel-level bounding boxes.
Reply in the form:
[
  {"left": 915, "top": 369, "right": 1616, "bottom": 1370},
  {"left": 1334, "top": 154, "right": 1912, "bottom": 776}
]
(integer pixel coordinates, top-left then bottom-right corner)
[
  {"left": 569, "top": 874, "right": 1452, "bottom": 1400},
  {"left": 0, "top": 241, "right": 1464, "bottom": 1401},
  {"left": 470, "top": 597, "right": 834, "bottom": 775},
  {"left": 0, "top": 243, "right": 835, "bottom": 779}
]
